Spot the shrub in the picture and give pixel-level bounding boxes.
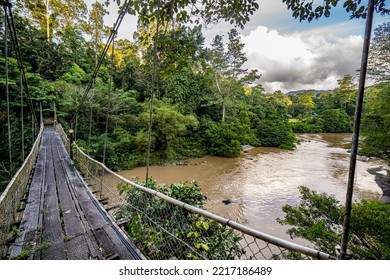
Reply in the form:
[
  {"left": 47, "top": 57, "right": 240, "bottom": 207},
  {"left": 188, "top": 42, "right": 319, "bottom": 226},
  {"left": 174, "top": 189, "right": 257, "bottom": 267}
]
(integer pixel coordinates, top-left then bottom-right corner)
[
  {"left": 277, "top": 186, "right": 390, "bottom": 259},
  {"left": 205, "top": 122, "right": 242, "bottom": 157},
  {"left": 116, "top": 179, "right": 244, "bottom": 259},
  {"left": 290, "top": 117, "right": 323, "bottom": 133},
  {"left": 320, "top": 109, "right": 352, "bottom": 133},
  {"left": 256, "top": 119, "right": 296, "bottom": 150}
]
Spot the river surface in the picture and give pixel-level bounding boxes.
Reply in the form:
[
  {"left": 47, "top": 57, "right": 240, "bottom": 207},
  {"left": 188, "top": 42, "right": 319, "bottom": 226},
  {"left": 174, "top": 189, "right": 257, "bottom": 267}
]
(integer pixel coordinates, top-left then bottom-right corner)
[{"left": 117, "top": 134, "right": 388, "bottom": 243}]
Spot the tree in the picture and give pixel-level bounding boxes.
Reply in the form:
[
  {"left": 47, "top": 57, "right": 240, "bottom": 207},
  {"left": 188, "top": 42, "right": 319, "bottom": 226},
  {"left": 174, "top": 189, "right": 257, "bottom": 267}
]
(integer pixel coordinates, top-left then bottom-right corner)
[
  {"left": 361, "top": 82, "right": 390, "bottom": 159},
  {"left": 163, "top": 67, "right": 209, "bottom": 115},
  {"left": 16, "top": 0, "right": 61, "bottom": 42},
  {"left": 208, "top": 30, "right": 257, "bottom": 122},
  {"left": 278, "top": 186, "right": 390, "bottom": 259},
  {"left": 256, "top": 118, "right": 296, "bottom": 150},
  {"left": 138, "top": 101, "right": 199, "bottom": 159},
  {"left": 205, "top": 121, "right": 242, "bottom": 157},
  {"left": 17, "top": 0, "right": 88, "bottom": 42},
  {"left": 227, "top": 28, "right": 247, "bottom": 78},
  {"left": 83, "top": 1, "right": 110, "bottom": 65},
  {"left": 282, "top": 0, "right": 389, "bottom": 22},
  {"left": 59, "top": 27, "right": 90, "bottom": 70},
  {"left": 368, "top": 22, "right": 390, "bottom": 82},
  {"left": 209, "top": 34, "right": 229, "bottom": 122},
  {"left": 332, "top": 74, "right": 357, "bottom": 116},
  {"left": 55, "top": 0, "right": 88, "bottom": 36},
  {"left": 110, "top": 0, "right": 259, "bottom": 29},
  {"left": 113, "top": 39, "right": 143, "bottom": 92},
  {"left": 291, "top": 90, "right": 316, "bottom": 117},
  {"left": 209, "top": 34, "right": 226, "bottom": 72},
  {"left": 157, "top": 26, "right": 205, "bottom": 79},
  {"left": 320, "top": 109, "right": 352, "bottom": 132}
]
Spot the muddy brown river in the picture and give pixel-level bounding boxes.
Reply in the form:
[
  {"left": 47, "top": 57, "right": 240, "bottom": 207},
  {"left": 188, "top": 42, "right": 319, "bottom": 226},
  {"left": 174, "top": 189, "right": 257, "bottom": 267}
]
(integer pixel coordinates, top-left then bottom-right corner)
[{"left": 117, "top": 134, "right": 388, "bottom": 243}]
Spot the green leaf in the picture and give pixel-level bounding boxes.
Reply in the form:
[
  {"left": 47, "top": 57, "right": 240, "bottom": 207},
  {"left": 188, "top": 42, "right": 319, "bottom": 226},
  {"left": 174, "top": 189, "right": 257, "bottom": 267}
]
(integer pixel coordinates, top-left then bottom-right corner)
[
  {"left": 315, "top": 6, "right": 324, "bottom": 13},
  {"left": 195, "top": 243, "right": 209, "bottom": 251},
  {"left": 324, "top": 10, "right": 331, "bottom": 17}
]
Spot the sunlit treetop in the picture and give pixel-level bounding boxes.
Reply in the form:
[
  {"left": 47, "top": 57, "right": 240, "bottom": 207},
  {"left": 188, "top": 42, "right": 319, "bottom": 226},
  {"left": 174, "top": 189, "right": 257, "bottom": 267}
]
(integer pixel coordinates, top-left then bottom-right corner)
[
  {"left": 282, "top": 0, "right": 389, "bottom": 22},
  {"left": 107, "top": 0, "right": 259, "bottom": 29}
]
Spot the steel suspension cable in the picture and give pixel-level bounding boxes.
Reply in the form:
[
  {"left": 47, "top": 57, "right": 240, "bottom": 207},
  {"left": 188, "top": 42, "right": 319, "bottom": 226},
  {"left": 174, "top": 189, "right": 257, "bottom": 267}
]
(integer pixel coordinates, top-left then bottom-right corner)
[
  {"left": 20, "top": 72, "right": 24, "bottom": 160},
  {"left": 102, "top": 31, "right": 116, "bottom": 166},
  {"left": 4, "top": 2, "right": 38, "bottom": 125},
  {"left": 70, "top": 0, "right": 131, "bottom": 127},
  {"left": 87, "top": 79, "right": 94, "bottom": 156},
  {"left": 3, "top": 3, "right": 12, "bottom": 175},
  {"left": 88, "top": 39, "right": 100, "bottom": 156},
  {"left": 145, "top": 0, "right": 161, "bottom": 187}
]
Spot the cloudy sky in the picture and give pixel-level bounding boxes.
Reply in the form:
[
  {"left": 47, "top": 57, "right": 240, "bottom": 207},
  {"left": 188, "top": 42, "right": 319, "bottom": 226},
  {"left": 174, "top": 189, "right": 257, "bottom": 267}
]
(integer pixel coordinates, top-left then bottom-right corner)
[{"left": 86, "top": 0, "right": 388, "bottom": 93}]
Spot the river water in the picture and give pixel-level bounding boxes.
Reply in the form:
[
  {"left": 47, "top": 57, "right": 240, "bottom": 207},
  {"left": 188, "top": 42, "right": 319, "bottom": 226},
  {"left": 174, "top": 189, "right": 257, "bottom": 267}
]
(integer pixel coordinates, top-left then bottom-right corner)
[{"left": 117, "top": 134, "right": 388, "bottom": 242}]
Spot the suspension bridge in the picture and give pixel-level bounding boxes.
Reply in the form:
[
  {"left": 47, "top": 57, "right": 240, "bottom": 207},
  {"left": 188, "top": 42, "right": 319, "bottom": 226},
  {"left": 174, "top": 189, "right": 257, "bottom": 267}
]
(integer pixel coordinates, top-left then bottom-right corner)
[
  {"left": 0, "top": 118, "right": 334, "bottom": 260},
  {"left": 3, "top": 124, "right": 142, "bottom": 260},
  {"left": 2, "top": 0, "right": 376, "bottom": 260}
]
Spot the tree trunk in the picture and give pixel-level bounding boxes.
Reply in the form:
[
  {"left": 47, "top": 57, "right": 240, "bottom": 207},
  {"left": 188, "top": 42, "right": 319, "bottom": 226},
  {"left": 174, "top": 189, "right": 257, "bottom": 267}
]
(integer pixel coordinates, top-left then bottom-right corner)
[
  {"left": 215, "top": 75, "right": 226, "bottom": 122},
  {"left": 45, "top": 0, "right": 51, "bottom": 43},
  {"left": 222, "top": 102, "right": 226, "bottom": 122}
]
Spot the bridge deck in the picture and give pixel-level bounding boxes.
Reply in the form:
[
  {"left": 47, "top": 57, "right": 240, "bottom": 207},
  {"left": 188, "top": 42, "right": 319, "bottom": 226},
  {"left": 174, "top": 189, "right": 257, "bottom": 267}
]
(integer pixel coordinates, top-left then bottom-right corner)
[{"left": 11, "top": 126, "right": 140, "bottom": 260}]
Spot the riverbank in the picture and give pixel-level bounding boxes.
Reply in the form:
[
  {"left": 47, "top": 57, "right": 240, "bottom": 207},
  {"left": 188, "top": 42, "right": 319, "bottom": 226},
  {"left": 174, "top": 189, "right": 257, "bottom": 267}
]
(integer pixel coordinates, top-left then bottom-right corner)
[{"left": 368, "top": 166, "right": 390, "bottom": 203}]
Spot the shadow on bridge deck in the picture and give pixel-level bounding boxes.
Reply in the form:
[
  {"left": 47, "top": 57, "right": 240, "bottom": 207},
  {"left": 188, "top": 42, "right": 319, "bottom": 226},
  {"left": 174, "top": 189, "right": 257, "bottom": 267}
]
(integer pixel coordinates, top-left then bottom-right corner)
[{"left": 11, "top": 126, "right": 142, "bottom": 260}]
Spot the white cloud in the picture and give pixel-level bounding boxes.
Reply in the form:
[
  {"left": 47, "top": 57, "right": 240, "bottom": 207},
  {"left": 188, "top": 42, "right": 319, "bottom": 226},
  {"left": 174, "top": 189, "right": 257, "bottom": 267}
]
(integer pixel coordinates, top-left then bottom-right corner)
[{"left": 242, "top": 26, "right": 364, "bottom": 92}]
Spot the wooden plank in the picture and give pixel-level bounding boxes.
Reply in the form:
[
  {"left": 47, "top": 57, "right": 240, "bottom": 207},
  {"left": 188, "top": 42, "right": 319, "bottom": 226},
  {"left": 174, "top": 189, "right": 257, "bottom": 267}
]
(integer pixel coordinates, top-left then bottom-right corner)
[
  {"left": 65, "top": 235, "right": 91, "bottom": 260},
  {"left": 52, "top": 147, "right": 86, "bottom": 238},
  {"left": 40, "top": 242, "right": 66, "bottom": 260},
  {"left": 61, "top": 160, "right": 136, "bottom": 259},
  {"left": 63, "top": 159, "right": 108, "bottom": 230},
  {"left": 11, "top": 145, "right": 46, "bottom": 257},
  {"left": 99, "top": 225, "right": 136, "bottom": 260},
  {"left": 59, "top": 151, "right": 136, "bottom": 259},
  {"left": 91, "top": 227, "right": 115, "bottom": 259},
  {"left": 41, "top": 138, "right": 66, "bottom": 259},
  {"left": 53, "top": 142, "right": 103, "bottom": 259}
]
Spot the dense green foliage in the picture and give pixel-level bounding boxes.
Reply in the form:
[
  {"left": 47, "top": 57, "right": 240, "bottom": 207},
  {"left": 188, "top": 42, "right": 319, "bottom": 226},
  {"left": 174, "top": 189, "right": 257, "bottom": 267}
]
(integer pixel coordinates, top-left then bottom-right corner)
[
  {"left": 110, "top": 0, "right": 259, "bottom": 30},
  {"left": 278, "top": 186, "right": 390, "bottom": 259},
  {"left": 1, "top": 1, "right": 389, "bottom": 194},
  {"left": 287, "top": 75, "right": 356, "bottom": 134},
  {"left": 116, "top": 179, "right": 244, "bottom": 259},
  {"left": 320, "top": 109, "right": 352, "bottom": 132},
  {"left": 361, "top": 82, "right": 390, "bottom": 160}
]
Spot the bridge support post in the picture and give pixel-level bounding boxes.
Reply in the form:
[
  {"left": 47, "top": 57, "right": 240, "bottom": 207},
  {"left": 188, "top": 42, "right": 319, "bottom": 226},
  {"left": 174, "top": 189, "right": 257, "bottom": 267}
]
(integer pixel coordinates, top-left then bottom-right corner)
[
  {"left": 340, "top": 0, "right": 374, "bottom": 260},
  {"left": 69, "top": 129, "right": 75, "bottom": 160},
  {"left": 53, "top": 101, "right": 57, "bottom": 128}
]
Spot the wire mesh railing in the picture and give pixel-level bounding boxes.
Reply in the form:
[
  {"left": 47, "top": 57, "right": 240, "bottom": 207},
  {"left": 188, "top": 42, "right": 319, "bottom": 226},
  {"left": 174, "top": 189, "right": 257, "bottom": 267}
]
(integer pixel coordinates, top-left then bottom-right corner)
[
  {"left": 0, "top": 123, "right": 44, "bottom": 258},
  {"left": 55, "top": 123, "right": 334, "bottom": 260}
]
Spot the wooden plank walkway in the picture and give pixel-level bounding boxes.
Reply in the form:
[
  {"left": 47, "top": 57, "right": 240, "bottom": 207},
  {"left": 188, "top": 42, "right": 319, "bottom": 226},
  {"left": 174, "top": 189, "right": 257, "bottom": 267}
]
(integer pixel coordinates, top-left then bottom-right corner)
[{"left": 11, "top": 126, "right": 142, "bottom": 260}]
